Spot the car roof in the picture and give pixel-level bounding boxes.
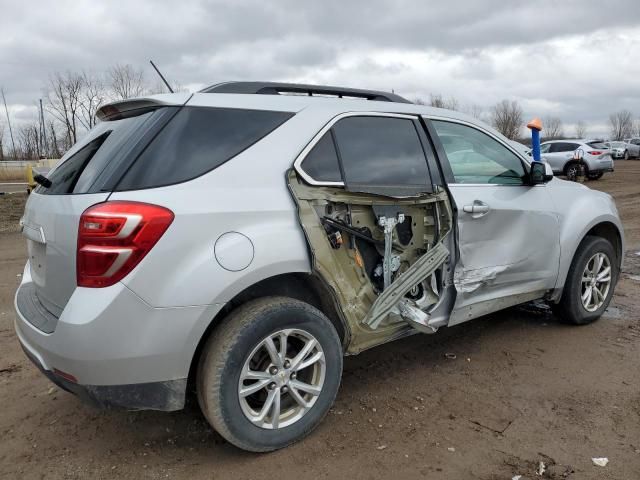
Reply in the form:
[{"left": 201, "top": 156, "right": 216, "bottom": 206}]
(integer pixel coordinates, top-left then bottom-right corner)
[{"left": 98, "top": 83, "right": 515, "bottom": 149}]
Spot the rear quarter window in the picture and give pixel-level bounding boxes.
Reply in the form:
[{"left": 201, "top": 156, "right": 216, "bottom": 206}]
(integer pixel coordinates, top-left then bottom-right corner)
[{"left": 115, "top": 107, "right": 293, "bottom": 190}]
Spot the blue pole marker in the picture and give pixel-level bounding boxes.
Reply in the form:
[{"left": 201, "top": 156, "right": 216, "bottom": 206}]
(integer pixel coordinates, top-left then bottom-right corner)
[{"left": 527, "top": 117, "right": 543, "bottom": 161}]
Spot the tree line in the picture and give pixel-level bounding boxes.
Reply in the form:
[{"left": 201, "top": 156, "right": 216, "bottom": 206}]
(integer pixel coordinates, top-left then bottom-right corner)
[
  {"left": 2, "top": 73, "right": 639, "bottom": 160},
  {"left": 416, "top": 95, "right": 640, "bottom": 143},
  {"left": 0, "top": 64, "right": 179, "bottom": 160}
]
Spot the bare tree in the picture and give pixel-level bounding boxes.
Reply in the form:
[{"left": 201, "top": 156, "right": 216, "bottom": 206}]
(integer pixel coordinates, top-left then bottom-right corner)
[
  {"left": 17, "top": 122, "right": 40, "bottom": 159},
  {"left": 542, "top": 116, "right": 564, "bottom": 140},
  {"left": 491, "top": 99, "right": 523, "bottom": 140},
  {"left": 79, "top": 72, "right": 106, "bottom": 130},
  {"left": 429, "top": 93, "right": 459, "bottom": 110},
  {"left": 47, "top": 71, "right": 84, "bottom": 146},
  {"left": 574, "top": 120, "right": 587, "bottom": 139},
  {"left": 609, "top": 110, "right": 633, "bottom": 140},
  {"left": 0, "top": 122, "right": 4, "bottom": 160},
  {"left": 632, "top": 119, "right": 640, "bottom": 138},
  {"left": 108, "top": 64, "right": 145, "bottom": 100},
  {"left": 466, "top": 104, "right": 485, "bottom": 121},
  {"left": 47, "top": 120, "right": 63, "bottom": 158}
]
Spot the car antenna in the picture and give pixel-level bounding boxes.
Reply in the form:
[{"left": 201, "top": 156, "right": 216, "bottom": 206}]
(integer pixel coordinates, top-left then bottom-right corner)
[{"left": 149, "top": 60, "right": 174, "bottom": 93}]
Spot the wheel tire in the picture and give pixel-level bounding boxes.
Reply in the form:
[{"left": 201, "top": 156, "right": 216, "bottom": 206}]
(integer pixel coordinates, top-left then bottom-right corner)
[
  {"left": 197, "top": 296, "right": 343, "bottom": 452},
  {"left": 553, "top": 236, "right": 617, "bottom": 325},
  {"left": 624, "top": 150, "right": 629, "bottom": 160},
  {"left": 564, "top": 161, "right": 582, "bottom": 181},
  {"left": 587, "top": 172, "right": 603, "bottom": 180}
]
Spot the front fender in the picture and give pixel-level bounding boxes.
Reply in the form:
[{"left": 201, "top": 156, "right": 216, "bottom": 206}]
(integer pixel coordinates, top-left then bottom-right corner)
[{"left": 550, "top": 180, "right": 624, "bottom": 298}]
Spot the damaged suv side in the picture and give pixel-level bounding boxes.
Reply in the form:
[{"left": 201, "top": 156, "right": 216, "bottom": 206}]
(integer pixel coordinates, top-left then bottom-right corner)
[{"left": 15, "top": 82, "right": 623, "bottom": 452}]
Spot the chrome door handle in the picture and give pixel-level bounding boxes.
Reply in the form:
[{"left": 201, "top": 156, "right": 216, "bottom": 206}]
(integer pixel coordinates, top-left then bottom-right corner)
[{"left": 462, "top": 201, "right": 490, "bottom": 216}]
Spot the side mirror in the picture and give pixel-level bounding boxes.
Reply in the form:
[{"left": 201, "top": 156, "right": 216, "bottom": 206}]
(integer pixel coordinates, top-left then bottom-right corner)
[{"left": 529, "top": 161, "right": 553, "bottom": 185}]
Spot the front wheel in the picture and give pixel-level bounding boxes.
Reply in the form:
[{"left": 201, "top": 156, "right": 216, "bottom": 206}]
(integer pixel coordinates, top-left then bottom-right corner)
[
  {"left": 197, "top": 297, "right": 343, "bottom": 452},
  {"left": 624, "top": 150, "right": 630, "bottom": 160},
  {"left": 553, "top": 236, "right": 617, "bottom": 325}
]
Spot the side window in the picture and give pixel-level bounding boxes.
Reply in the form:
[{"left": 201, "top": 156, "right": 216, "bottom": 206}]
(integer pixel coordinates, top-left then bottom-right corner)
[
  {"left": 332, "top": 116, "right": 431, "bottom": 192},
  {"left": 299, "top": 132, "right": 342, "bottom": 182},
  {"left": 540, "top": 143, "right": 551, "bottom": 153},
  {"left": 549, "top": 143, "right": 564, "bottom": 153},
  {"left": 116, "top": 107, "right": 293, "bottom": 190},
  {"left": 550, "top": 142, "right": 578, "bottom": 153},
  {"left": 431, "top": 121, "right": 525, "bottom": 185}
]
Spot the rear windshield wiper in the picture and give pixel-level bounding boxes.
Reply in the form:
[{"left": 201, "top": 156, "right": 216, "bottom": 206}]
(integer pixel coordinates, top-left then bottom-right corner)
[{"left": 34, "top": 174, "right": 52, "bottom": 188}]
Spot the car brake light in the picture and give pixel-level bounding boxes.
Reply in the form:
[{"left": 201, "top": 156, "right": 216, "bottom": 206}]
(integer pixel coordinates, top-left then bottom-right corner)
[
  {"left": 77, "top": 201, "right": 174, "bottom": 288},
  {"left": 589, "top": 151, "right": 603, "bottom": 155}
]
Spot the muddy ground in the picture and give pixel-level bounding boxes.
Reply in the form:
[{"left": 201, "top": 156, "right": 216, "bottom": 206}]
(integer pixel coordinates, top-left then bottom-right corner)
[{"left": 1, "top": 163, "right": 639, "bottom": 479}]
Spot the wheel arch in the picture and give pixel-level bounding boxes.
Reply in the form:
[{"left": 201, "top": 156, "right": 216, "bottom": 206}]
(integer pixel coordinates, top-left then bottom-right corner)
[
  {"left": 552, "top": 216, "right": 624, "bottom": 302},
  {"left": 186, "top": 272, "right": 349, "bottom": 390}
]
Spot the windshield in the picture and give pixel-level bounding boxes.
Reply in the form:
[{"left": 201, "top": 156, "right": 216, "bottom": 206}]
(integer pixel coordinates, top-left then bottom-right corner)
[{"left": 610, "top": 141, "right": 625, "bottom": 148}]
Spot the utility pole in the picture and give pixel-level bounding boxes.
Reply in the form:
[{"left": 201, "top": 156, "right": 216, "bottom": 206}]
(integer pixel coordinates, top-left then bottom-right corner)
[
  {"left": 1, "top": 87, "right": 17, "bottom": 160},
  {"left": 39, "top": 99, "right": 48, "bottom": 158}
]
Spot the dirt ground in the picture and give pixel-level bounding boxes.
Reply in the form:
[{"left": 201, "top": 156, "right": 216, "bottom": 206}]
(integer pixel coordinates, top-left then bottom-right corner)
[{"left": 1, "top": 163, "right": 639, "bottom": 479}]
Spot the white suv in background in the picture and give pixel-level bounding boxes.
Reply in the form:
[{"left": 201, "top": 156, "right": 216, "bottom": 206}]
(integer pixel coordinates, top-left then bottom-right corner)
[
  {"left": 15, "top": 82, "right": 623, "bottom": 451},
  {"left": 540, "top": 139, "right": 614, "bottom": 180}
]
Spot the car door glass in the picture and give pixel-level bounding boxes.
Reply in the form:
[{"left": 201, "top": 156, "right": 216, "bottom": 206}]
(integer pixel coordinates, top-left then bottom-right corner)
[
  {"left": 540, "top": 143, "right": 551, "bottom": 153},
  {"left": 332, "top": 116, "right": 432, "bottom": 195},
  {"left": 431, "top": 121, "right": 525, "bottom": 185},
  {"left": 300, "top": 131, "right": 342, "bottom": 182}
]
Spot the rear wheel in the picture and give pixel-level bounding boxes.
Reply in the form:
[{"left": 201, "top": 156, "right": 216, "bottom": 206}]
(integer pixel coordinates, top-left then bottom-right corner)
[
  {"left": 197, "top": 297, "right": 343, "bottom": 452},
  {"left": 553, "top": 236, "right": 617, "bottom": 325}
]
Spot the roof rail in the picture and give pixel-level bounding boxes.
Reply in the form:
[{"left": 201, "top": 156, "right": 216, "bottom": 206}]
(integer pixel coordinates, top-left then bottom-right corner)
[{"left": 200, "top": 81, "right": 412, "bottom": 104}]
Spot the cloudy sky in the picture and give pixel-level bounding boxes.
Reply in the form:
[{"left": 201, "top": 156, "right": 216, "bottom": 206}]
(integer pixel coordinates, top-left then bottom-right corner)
[{"left": 1, "top": 0, "right": 640, "bottom": 138}]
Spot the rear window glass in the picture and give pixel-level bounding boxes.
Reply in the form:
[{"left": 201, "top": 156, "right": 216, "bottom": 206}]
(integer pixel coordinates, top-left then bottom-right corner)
[
  {"left": 588, "top": 142, "right": 608, "bottom": 149},
  {"left": 115, "top": 107, "right": 293, "bottom": 190},
  {"left": 36, "top": 110, "right": 160, "bottom": 195},
  {"left": 38, "top": 133, "right": 110, "bottom": 194}
]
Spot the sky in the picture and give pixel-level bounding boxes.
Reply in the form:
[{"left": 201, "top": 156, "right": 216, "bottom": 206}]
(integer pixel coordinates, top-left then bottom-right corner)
[{"left": 1, "top": 0, "right": 640, "bottom": 139}]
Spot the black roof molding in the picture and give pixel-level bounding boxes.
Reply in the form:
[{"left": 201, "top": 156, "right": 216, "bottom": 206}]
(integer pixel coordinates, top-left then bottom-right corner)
[{"left": 200, "top": 81, "right": 412, "bottom": 104}]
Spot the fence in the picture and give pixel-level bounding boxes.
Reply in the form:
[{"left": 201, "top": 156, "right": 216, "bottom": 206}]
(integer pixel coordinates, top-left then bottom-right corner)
[{"left": 0, "top": 159, "right": 59, "bottom": 182}]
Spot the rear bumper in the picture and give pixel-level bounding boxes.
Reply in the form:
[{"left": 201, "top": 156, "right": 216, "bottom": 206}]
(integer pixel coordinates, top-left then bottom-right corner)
[
  {"left": 14, "top": 261, "right": 223, "bottom": 411},
  {"left": 586, "top": 158, "right": 614, "bottom": 173},
  {"left": 19, "top": 342, "right": 186, "bottom": 410}
]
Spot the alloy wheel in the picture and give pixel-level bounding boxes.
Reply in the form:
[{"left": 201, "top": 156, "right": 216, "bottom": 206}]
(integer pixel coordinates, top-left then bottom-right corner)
[
  {"left": 238, "top": 328, "right": 326, "bottom": 429},
  {"left": 580, "top": 252, "right": 612, "bottom": 312}
]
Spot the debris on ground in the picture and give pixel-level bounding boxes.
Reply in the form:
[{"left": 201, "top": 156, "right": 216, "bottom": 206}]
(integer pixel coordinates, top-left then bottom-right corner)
[
  {"left": 444, "top": 353, "right": 457, "bottom": 359},
  {"left": 591, "top": 457, "right": 609, "bottom": 467},
  {"left": 536, "top": 461, "right": 546, "bottom": 476}
]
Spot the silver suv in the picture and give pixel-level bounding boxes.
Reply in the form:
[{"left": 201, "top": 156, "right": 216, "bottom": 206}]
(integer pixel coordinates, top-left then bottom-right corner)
[
  {"left": 15, "top": 82, "right": 624, "bottom": 451},
  {"left": 540, "top": 139, "right": 614, "bottom": 180}
]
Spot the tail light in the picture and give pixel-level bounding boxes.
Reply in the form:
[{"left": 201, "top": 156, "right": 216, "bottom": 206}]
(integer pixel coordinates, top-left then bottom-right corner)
[
  {"left": 77, "top": 201, "right": 174, "bottom": 288},
  {"left": 589, "top": 151, "right": 603, "bottom": 155}
]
